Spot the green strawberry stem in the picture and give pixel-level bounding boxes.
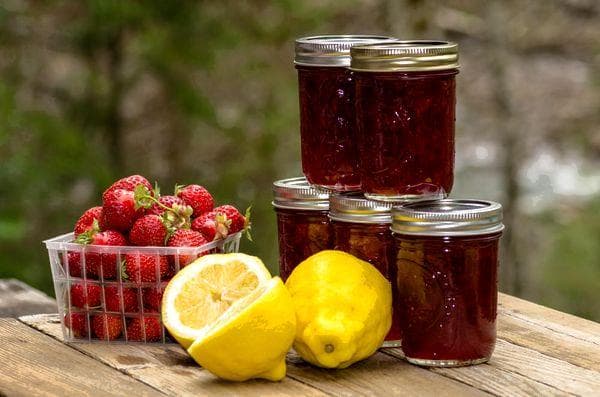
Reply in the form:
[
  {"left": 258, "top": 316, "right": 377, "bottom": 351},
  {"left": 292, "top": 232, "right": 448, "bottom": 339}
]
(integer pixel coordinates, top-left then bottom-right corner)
[
  {"left": 243, "top": 205, "right": 253, "bottom": 242},
  {"left": 74, "top": 219, "right": 101, "bottom": 244},
  {"left": 133, "top": 185, "right": 193, "bottom": 231}
]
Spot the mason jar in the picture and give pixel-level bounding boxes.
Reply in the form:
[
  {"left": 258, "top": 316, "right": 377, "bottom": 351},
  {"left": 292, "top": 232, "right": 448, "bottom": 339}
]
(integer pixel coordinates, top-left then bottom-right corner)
[
  {"left": 329, "top": 193, "right": 401, "bottom": 347},
  {"left": 295, "top": 35, "right": 394, "bottom": 192},
  {"left": 351, "top": 41, "right": 459, "bottom": 201},
  {"left": 391, "top": 199, "right": 504, "bottom": 367},
  {"left": 272, "top": 177, "right": 332, "bottom": 280}
]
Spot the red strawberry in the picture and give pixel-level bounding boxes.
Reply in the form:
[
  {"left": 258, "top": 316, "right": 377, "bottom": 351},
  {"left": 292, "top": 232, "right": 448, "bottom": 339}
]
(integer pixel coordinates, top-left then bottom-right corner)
[
  {"left": 66, "top": 251, "right": 83, "bottom": 277},
  {"left": 103, "top": 175, "right": 152, "bottom": 199},
  {"left": 124, "top": 253, "right": 170, "bottom": 283},
  {"left": 191, "top": 210, "right": 222, "bottom": 241},
  {"left": 167, "top": 229, "right": 208, "bottom": 268},
  {"left": 74, "top": 206, "right": 103, "bottom": 237},
  {"left": 101, "top": 188, "right": 144, "bottom": 232},
  {"left": 129, "top": 215, "right": 168, "bottom": 246},
  {"left": 175, "top": 184, "right": 213, "bottom": 217},
  {"left": 69, "top": 282, "right": 102, "bottom": 309},
  {"left": 76, "top": 229, "right": 128, "bottom": 279},
  {"left": 126, "top": 317, "right": 162, "bottom": 342},
  {"left": 143, "top": 284, "right": 167, "bottom": 311},
  {"left": 104, "top": 285, "right": 139, "bottom": 313},
  {"left": 92, "top": 314, "right": 123, "bottom": 341},
  {"left": 64, "top": 312, "right": 89, "bottom": 338},
  {"left": 214, "top": 205, "right": 247, "bottom": 234},
  {"left": 146, "top": 195, "right": 185, "bottom": 216}
]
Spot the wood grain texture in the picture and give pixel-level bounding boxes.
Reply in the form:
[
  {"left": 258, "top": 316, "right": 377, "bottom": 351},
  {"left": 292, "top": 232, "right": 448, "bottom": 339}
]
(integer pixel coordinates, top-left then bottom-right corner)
[
  {"left": 20, "top": 314, "right": 326, "bottom": 397},
  {"left": 498, "top": 293, "right": 600, "bottom": 345},
  {"left": 490, "top": 339, "right": 600, "bottom": 396},
  {"left": 0, "top": 318, "right": 163, "bottom": 397},
  {"left": 286, "top": 350, "right": 489, "bottom": 397},
  {"left": 0, "top": 279, "right": 56, "bottom": 317},
  {"left": 383, "top": 348, "right": 571, "bottom": 397},
  {"left": 498, "top": 310, "right": 600, "bottom": 371}
]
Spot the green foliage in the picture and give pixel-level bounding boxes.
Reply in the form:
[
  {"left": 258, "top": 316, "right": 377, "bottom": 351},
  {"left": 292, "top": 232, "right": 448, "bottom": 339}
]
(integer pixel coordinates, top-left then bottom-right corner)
[{"left": 538, "top": 197, "right": 600, "bottom": 320}]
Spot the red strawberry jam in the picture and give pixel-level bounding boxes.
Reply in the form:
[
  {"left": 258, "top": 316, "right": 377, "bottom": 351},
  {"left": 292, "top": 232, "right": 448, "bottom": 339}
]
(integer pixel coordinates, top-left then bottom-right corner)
[
  {"left": 295, "top": 35, "right": 393, "bottom": 191},
  {"left": 329, "top": 193, "right": 401, "bottom": 346},
  {"left": 392, "top": 199, "right": 504, "bottom": 367},
  {"left": 272, "top": 177, "right": 332, "bottom": 280},
  {"left": 351, "top": 41, "right": 459, "bottom": 201}
]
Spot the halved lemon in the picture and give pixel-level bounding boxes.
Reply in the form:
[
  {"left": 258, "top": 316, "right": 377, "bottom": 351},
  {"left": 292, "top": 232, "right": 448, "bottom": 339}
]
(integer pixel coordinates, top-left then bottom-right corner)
[
  {"left": 161, "top": 253, "right": 272, "bottom": 348},
  {"left": 187, "top": 277, "right": 296, "bottom": 381}
]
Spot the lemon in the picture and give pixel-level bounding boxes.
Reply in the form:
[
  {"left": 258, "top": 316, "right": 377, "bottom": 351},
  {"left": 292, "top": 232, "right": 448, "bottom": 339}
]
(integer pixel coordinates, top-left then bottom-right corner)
[
  {"left": 285, "top": 250, "right": 392, "bottom": 369},
  {"left": 161, "top": 253, "right": 272, "bottom": 348},
  {"left": 187, "top": 277, "right": 296, "bottom": 381}
]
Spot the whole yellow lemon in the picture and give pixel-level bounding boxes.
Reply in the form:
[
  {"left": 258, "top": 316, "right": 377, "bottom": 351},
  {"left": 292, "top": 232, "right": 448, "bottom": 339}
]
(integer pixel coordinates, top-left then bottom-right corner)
[{"left": 285, "top": 250, "right": 392, "bottom": 368}]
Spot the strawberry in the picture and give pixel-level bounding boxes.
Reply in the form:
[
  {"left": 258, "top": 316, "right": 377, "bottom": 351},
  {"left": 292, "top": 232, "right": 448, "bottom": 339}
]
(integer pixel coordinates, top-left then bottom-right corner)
[
  {"left": 69, "top": 282, "right": 102, "bottom": 309},
  {"left": 191, "top": 206, "right": 250, "bottom": 241},
  {"left": 214, "top": 205, "right": 247, "bottom": 234},
  {"left": 76, "top": 227, "right": 128, "bottom": 279},
  {"left": 129, "top": 215, "right": 169, "bottom": 246},
  {"left": 175, "top": 184, "right": 213, "bottom": 217},
  {"left": 167, "top": 229, "right": 208, "bottom": 268},
  {"left": 104, "top": 285, "right": 139, "bottom": 313},
  {"left": 123, "top": 253, "right": 170, "bottom": 283},
  {"left": 126, "top": 317, "right": 162, "bottom": 342},
  {"left": 102, "top": 175, "right": 152, "bottom": 200},
  {"left": 146, "top": 195, "right": 185, "bottom": 216},
  {"left": 191, "top": 210, "right": 221, "bottom": 241},
  {"left": 101, "top": 188, "right": 144, "bottom": 232},
  {"left": 66, "top": 251, "right": 83, "bottom": 277},
  {"left": 74, "top": 206, "right": 103, "bottom": 237},
  {"left": 143, "top": 284, "right": 167, "bottom": 311},
  {"left": 92, "top": 314, "right": 123, "bottom": 341},
  {"left": 64, "top": 312, "right": 89, "bottom": 338}
]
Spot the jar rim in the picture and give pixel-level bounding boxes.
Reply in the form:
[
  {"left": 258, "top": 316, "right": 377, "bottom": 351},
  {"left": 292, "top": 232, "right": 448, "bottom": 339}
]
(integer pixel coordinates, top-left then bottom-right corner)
[
  {"left": 272, "top": 177, "right": 330, "bottom": 210},
  {"left": 328, "top": 192, "right": 393, "bottom": 224},
  {"left": 295, "top": 35, "right": 396, "bottom": 67},
  {"left": 391, "top": 199, "right": 504, "bottom": 236},
  {"left": 350, "top": 40, "right": 459, "bottom": 72}
]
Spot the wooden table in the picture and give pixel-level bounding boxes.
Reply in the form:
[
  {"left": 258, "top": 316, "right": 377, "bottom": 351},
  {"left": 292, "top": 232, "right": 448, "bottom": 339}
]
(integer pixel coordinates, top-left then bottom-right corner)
[{"left": 1, "top": 293, "right": 599, "bottom": 396}]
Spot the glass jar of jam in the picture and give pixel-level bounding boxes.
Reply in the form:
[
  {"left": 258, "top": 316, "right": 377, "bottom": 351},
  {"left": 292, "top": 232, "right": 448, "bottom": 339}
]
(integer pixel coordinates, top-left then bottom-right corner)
[
  {"left": 272, "top": 177, "right": 332, "bottom": 281},
  {"left": 329, "top": 193, "right": 401, "bottom": 347},
  {"left": 295, "top": 35, "right": 394, "bottom": 192},
  {"left": 350, "top": 41, "right": 459, "bottom": 201},
  {"left": 391, "top": 199, "right": 504, "bottom": 367}
]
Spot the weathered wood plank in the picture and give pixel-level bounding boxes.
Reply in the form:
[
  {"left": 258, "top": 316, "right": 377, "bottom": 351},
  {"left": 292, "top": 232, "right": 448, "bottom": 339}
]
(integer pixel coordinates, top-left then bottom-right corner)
[
  {"left": 490, "top": 339, "right": 600, "bottom": 396},
  {"left": 0, "top": 318, "right": 163, "bottom": 397},
  {"left": 497, "top": 310, "right": 600, "bottom": 371},
  {"left": 498, "top": 293, "right": 600, "bottom": 345},
  {"left": 286, "top": 350, "right": 489, "bottom": 397},
  {"left": 383, "top": 348, "right": 571, "bottom": 397},
  {"left": 20, "top": 314, "right": 327, "bottom": 397},
  {"left": 0, "top": 279, "right": 56, "bottom": 317}
]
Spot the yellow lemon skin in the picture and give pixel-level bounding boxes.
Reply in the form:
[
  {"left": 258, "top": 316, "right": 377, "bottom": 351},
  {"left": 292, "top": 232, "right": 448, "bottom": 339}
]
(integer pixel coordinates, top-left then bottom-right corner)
[
  {"left": 187, "top": 277, "right": 296, "bottom": 382},
  {"left": 285, "top": 250, "right": 392, "bottom": 369}
]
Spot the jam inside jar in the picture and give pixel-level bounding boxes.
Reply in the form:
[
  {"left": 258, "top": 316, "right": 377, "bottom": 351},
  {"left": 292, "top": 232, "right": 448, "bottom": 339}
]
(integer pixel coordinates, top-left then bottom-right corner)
[
  {"left": 329, "top": 193, "right": 401, "bottom": 346},
  {"left": 272, "top": 177, "right": 332, "bottom": 281},
  {"left": 351, "top": 41, "right": 459, "bottom": 201},
  {"left": 297, "top": 65, "right": 359, "bottom": 191},
  {"left": 295, "top": 35, "right": 393, "bottom": 191},
  {"left": 391, "top": 199, "right": 504, "bottom": 367}
]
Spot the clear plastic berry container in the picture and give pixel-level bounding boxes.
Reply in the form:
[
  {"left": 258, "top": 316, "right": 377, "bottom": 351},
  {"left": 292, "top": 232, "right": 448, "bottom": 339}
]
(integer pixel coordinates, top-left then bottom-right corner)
[{"left": 43, "top": 231, "right": 242, "bottom": 344}]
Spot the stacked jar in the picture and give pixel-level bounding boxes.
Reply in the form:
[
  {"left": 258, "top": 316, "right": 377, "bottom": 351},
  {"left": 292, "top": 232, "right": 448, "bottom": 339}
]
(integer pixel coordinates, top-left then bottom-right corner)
[{"left": 272, "top": 36, "right": 504, "bottom": 368}]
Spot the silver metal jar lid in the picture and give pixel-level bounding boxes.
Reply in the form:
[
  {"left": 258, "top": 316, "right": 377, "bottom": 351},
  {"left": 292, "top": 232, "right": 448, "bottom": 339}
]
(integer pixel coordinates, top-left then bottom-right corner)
[
  {"left": 295, "top": 35, "right": 395, "bottom": 67},
  {"left": 272, "top": 177, "right": 330, "bottom": 210},
  {"left": 391, "top": 199, "right": 504, "bottom": 236},
  {"left": 350, "top": 40, "right": 459, "bottom": 72},
  {"left": 329, "top": 193, "right": 393, "bottom": 224}
]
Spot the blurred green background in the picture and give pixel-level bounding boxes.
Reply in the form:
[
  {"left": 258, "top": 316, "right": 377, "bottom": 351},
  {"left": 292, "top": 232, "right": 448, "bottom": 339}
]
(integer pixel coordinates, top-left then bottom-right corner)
[{"left": 0, "top": 1, "right": 598, "bottom": 320}]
